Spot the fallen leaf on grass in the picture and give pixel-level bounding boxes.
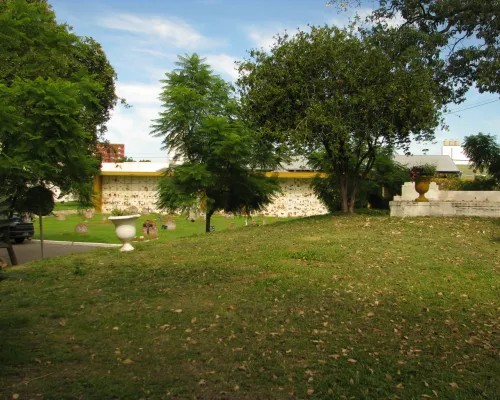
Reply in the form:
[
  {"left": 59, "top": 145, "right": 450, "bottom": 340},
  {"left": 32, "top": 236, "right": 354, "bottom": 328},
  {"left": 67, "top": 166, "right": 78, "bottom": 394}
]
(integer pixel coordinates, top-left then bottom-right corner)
[
  {"left": 59, "top": 319, "right": 66, "bottom": 327},
  {"left": 347, "top": 359, "right": 357, "bottom": 364},
  {"left": 199, "top": 379, "right": 206, "bottom": 386},
  {"left": 12, "top": 394, "right": 19, "bottom": 399},
  {"left": 449, "top": 382, "right": 459, "bottom": 390},
  {"left": 191, "top": 317, "right": 197, "bottom": 324},
  {"left": 173, "top": 309, "right": 183, "bottom": 313},
  {"left": 123, "top": 359, "right": 133, "bottom": 365},
  {"left": 34, "top": 358, "right": 42, "bottom": 364},
  {"left": 112, "top": 327, "right": 119, "bottom": 331},
  {"left": 395, "top": 383, "right": 404, "bottom": 389},
  {"left": 233, "top": 385, "right": 240, "bottom": 391}
]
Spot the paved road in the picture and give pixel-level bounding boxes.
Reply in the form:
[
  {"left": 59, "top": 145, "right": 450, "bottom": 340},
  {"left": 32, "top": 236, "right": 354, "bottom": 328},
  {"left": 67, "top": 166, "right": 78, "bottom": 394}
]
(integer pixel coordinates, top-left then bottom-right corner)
[{"left": 0, "top": 240, "right": 107, "bottom": 265}]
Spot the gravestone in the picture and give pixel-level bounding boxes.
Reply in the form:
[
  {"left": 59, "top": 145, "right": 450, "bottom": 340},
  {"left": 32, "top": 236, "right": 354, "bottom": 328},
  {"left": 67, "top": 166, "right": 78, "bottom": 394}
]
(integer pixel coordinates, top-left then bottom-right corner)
[
  {"left": 229, "top": 222, "right": 235, "bottom": 230},
  {"left": 167, "top": 220, "right": 176, "bottom": 231},
  {"left": 142, "top": 220, "right": 158, "bottom": 236},
  {"left": 56, "top": 213, "right": 66, "bottom": 221},
  {"left": 210, "top": 226, "right": 215, "bottom": 232},
  {"left": 75, "top": 223, "right": 89, "bottom": 234},
  {"left": 127, "top": 205, "right": 139, "bottom": 214},
  {"left": 262, "top": 217, "right": 267, "bottom": 225},
  {"left": 84, "top": 210, "right": 93, "bottom": 219}
]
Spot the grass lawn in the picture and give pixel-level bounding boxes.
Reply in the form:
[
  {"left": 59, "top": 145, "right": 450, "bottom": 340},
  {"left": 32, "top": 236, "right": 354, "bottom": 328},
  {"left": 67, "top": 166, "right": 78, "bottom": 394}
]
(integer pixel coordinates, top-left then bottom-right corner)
[
  {"left": 1, "top": 214, "right": 499, "bottom": 399},
  {"left": 53, "top": 201, "right": 81, "bottom": 211},
  {"left": 33, "top": 214, "right": 279, "bottom": 244}
]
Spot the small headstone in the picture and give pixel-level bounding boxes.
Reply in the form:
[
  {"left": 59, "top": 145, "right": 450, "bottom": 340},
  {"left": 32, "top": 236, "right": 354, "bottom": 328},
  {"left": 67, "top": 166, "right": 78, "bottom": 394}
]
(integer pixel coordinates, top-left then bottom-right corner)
[
  {"left": 127, "top": 206, "right": 139, "bottom": 214},
  {"left": 210, "top": 226, "right": 215, "bottom": 232},
  {"left": 262, "top": 217, "right": 267, "bottom": 225},
  {"left": 275, "top": 216, "right": 279, "bottom": 223},
  {"left": 84, "top": 210, "right": 93, "bottom": 219},
  {"left": 229, "top": 222, "right": 235, "bottom": 230},
  {"left": 75, "top": 223, "right": 89, "bottom": 233},
  {"left": 56, "top": 213, "right": 66, "bottom": 221},
  {"left": 167, "top": 221, "right": 176, "bottom": 231},
  {"left": 142, "top": 220, "right": 158, "bottom": 236}
]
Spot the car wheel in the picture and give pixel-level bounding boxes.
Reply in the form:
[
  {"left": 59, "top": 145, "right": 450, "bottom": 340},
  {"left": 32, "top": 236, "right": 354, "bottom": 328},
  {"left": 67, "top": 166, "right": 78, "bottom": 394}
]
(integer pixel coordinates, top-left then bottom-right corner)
[{"left": 15, "top": 238, "right": 25, "bottom": 244}]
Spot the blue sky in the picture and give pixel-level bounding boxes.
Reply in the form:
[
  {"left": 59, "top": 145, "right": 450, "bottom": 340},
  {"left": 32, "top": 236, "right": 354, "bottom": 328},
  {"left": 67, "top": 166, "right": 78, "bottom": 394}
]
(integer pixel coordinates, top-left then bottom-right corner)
[{"left": 50, "top": 0, "right": 499, "bottom": 161}]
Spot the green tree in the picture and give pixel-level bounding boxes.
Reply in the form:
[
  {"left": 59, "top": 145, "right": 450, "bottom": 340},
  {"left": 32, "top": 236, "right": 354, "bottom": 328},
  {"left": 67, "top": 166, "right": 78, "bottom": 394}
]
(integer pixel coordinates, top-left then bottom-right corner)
[
  {"left": 0, "top": 0, "right": 119, "bottom": 210},
  {"left": 152, "top": 54, "right": 281, "bottom": 232},
  {"left": 327, "top": 0, "right": 500, "bottom": 96},
  {"left": 311, "top": 149, "right": 408, "bottom": 212},
  {"left": 238, "top": 26, "right": 445, "bottom": 213},
  {"left": 463, "top": 133, "right": 500, "bottom": 181},
  {"left": 151, "top": 53, "right": 237, "bottom": 163},
  {"left": 116, "top": 156, "right": 135, "bottom": 162}
]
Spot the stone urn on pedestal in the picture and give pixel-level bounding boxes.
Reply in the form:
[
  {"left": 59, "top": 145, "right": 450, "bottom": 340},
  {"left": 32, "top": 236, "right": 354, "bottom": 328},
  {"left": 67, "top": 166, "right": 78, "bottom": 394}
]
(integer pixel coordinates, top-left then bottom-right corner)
[
  {"left": 410, "top": 164, "right": 437, "bottom": 203},
  {"left": 414, "top": 176, "right": 432, "bottom": 202},
  {"left": 108, "top": 214, "right": 140, "bottom": 251}
]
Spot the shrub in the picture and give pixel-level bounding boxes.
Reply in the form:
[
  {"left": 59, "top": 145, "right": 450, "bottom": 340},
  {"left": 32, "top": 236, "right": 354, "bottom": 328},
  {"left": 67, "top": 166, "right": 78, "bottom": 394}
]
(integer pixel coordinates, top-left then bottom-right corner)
[
  {"left": 409, "top": 163, "right": 437, "bottom": 180},
  {"left": 111, "top": 208, "right": 128, "bottom": 216}
]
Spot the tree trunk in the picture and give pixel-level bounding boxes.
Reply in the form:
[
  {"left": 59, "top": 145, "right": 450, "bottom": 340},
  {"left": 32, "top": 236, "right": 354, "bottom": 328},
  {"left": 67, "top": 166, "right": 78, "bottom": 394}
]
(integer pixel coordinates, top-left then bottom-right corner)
[
  {"left": 339, "top": 175, "right": 349, "bottom": 213},
  {"left": 348, "top": 184, "right": 357, "bottom": 214},
  {"left": 205, "top": 210, "right": 214, "bottom": 233}
]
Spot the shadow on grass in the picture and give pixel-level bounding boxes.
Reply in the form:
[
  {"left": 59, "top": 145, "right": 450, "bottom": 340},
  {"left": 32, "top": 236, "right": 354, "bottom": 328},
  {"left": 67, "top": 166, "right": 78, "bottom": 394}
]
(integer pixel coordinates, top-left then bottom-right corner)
[{"left": 0, "top": 314, "right": 37, "bottom": 376}]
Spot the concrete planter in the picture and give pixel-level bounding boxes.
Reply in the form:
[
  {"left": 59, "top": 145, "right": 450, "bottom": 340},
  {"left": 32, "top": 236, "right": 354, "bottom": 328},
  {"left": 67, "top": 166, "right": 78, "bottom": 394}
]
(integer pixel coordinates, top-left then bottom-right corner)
[
  {"left": 414, "top": 177, "right": 432, "bottom": 202},
  {"left": 108, "top": 214, "right": 140, "bottom": 252}
]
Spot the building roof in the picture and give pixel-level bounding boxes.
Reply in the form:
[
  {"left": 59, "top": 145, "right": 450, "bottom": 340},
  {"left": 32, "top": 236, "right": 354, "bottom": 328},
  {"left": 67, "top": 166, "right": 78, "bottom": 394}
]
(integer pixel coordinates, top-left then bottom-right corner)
[{"left": 394, "top": 155, "right": 460, "bottom": 173}]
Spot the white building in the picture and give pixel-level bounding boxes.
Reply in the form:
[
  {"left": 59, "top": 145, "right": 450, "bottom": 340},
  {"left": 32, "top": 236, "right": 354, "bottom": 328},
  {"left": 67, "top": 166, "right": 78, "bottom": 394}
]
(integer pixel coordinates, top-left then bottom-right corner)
[{"left": 441, "top": 139, "right": 470, "bottom": 165}]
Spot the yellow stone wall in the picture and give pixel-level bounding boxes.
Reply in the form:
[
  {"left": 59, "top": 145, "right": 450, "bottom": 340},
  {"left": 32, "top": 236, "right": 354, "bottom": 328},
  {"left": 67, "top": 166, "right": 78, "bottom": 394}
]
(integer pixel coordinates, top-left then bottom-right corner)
[{"left": 101, "top": 176, "right": 328, "bottom": 216}]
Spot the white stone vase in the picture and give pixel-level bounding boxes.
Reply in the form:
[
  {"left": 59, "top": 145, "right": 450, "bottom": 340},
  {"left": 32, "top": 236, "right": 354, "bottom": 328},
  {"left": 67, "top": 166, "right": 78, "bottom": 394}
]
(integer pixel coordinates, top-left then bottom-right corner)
[{"left": 108, "top": 214, "right": 140, "bottom": 252}]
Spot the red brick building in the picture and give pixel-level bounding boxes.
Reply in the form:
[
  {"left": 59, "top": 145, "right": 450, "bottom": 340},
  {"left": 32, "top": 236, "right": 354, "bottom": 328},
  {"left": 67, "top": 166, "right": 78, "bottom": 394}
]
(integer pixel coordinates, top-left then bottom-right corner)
[{"left": 97, "top": 143, "right": 125, "bottom": 162}]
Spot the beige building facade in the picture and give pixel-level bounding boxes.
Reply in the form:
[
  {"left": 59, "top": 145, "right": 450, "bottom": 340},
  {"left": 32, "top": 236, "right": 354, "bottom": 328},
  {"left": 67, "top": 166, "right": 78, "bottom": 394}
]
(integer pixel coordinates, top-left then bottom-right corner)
[{"left": 93, "top": 163, "right": 328, "bottom": 217}]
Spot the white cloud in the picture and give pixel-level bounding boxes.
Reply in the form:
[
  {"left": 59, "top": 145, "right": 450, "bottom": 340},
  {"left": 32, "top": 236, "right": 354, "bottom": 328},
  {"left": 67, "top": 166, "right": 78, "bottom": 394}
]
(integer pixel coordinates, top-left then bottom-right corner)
[
  {"left": 100, "top": 14, "right": 224, "bottom": 50},
  {"left": 104, "top": 82, "right": 167, "bottom": 160},
  {"left": 247, "top": 27, "right": 282, "bottom": 51},
  {"left": 205, "top": 53, "right": 240, "bottom": 81},
  {"left": 117, "top": 83, "right": 162, "bottom": 106}
]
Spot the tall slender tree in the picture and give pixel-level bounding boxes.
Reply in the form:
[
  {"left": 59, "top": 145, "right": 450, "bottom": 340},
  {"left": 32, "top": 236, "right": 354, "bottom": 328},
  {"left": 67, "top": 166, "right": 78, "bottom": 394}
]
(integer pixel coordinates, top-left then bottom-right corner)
[{"left": 152, "top": 54, "right": 280, "bottom": 231}]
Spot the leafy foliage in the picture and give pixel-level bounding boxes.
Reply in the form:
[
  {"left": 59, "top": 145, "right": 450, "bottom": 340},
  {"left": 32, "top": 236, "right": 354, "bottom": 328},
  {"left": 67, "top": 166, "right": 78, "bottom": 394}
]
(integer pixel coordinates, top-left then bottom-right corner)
[
  {"left": 151, "top": 54, "right": 238, "bottom": 163},
  {"left": 153, "top": 55, "right": 281, "bottom": 232},
  {"left": 312, "top": 150, "right": 408, "bottom": 211},
  {"left": 409, "top": 163, "right": 437, "bottom": 179},
  {"left": 238, "top": 25, "right": 445, "bottom": 213},
  {"left": 327, "top": 0, "right": 500, "bottom": 96},
  {"left": 0, "top": 0, "right": 119, "bottom": 212},
  {"left": 462, "top": 133, "right": 500, "bottom": 182}
]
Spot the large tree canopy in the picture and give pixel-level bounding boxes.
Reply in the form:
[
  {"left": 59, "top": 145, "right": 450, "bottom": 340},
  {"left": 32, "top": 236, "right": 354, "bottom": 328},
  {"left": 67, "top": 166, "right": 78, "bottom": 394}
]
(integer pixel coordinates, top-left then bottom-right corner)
[
  {"left": 152, "top": 54, "right": 280, "bottom": 232},
  {"left": 238, "top": 26, "right": 446, "bottom": 213},
  {"left": 328, "top": 0, "right": 500, "bottom": 96},
  {"left": 0, "top": 0, "right": 119, "bottom": 209}
]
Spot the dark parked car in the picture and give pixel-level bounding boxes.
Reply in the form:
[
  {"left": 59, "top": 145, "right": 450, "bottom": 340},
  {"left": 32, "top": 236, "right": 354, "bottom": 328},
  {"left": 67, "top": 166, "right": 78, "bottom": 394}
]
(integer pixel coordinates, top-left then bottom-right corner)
[{"left": 8, "top": 215, "right": 34, "bottom": 244}]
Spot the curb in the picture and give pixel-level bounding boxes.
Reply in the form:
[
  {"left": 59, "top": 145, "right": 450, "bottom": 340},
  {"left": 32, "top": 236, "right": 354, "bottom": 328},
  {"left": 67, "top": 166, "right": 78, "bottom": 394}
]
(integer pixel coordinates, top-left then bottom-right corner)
[{"left": 31, "top": 240, "right": 120, "bottom": 248}]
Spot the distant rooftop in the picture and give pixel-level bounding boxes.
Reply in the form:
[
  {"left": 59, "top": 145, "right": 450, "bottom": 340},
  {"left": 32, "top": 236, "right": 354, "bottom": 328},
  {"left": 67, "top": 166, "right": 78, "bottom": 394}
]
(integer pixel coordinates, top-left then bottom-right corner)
[{"left": 394, "top": 155, "right": 460, "bottom": 174}]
